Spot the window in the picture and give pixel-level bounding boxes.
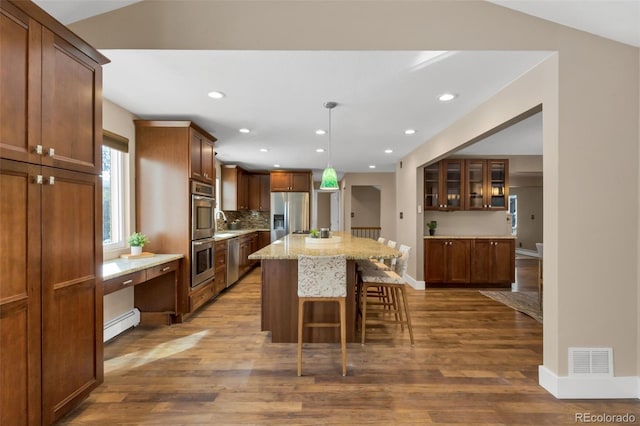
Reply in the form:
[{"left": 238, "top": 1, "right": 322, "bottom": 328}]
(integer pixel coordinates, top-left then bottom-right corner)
[{"left": 102, "top": 130, "right": 129, "bottom": 251}]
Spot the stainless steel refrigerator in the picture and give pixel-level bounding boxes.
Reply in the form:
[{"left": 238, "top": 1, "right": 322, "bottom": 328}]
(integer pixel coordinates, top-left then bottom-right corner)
[{"left": 270, "top": 192, "right": 310, "bottom": 242}]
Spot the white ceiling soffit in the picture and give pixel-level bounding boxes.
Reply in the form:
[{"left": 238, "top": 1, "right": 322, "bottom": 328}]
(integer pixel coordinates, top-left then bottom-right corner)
[
  {"left": 489, "top": 0, "right": 640, "bottom": 48},
  {"left": 33, "top": 0, "right": 142, "bottom": 25},
  {"left": 98, "top": 50, "right": 552, "bottom": 173}
]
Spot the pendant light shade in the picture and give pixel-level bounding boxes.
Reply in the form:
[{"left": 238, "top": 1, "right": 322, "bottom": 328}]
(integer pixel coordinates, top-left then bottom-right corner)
[{"left": 320, "top": 101, "right": 339, "bottom": 191}]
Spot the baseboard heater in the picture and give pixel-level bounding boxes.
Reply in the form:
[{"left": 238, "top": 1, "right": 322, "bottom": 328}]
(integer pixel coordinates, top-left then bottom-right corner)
[{"left": 103, "top": 308, "right": 140, "bottom": 342}]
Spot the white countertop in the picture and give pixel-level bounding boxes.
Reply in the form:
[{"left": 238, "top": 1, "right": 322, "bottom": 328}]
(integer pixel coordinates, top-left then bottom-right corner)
[{"left": 103, "top": 253, "right": 184, "bottom": 280}]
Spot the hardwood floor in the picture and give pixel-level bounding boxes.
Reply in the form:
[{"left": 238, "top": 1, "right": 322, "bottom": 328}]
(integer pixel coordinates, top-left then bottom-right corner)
[{"left": 59, "top": 265, "right": 638, "bottom": 425}]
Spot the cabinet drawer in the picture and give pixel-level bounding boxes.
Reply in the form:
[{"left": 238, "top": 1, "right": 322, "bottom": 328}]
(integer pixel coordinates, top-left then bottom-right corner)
[
  {"left": 213, "top": 272, "right": 226, "bottom": 295},
  {"left": 146, "top": 260, "right": 180, "bottom": 281},
  {"left": 103, "top": 270, "right": 146, "bottom": 295},
  {"left": 215, "top": 252, "right": 227, "bottom": 267},
  {"left": 189, "top": 280, "right": 215, "bottom": 312}
]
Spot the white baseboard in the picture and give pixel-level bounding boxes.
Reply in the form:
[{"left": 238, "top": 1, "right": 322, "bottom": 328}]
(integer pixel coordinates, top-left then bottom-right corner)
[
  {"left": 404, "top": 274, "right": 425, "bottom": 290},
  {"left": 539, "top": 365, "right": 640, "bottom": 399},
  {"left": 104, "top": 308, "right": 140, "bottom": 342}
]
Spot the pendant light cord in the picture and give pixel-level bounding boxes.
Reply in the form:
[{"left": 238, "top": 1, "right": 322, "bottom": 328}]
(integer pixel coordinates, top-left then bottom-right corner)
[{"left": 324, "top": 101, "right": 337, "bottom": 168}]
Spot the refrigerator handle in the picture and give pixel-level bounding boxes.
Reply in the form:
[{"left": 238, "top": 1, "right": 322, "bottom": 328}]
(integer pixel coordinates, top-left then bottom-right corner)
[{"left": 284, "top": 200, "right": 289, "bottom": 236}]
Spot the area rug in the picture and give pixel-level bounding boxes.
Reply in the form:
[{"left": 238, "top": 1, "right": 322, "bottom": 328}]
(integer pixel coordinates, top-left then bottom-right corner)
[{"left": 479, "top": 291, "right": 543, "bottom": 323}]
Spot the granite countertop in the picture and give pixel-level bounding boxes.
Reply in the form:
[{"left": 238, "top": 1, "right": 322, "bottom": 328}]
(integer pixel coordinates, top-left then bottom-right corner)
[
  {"left": 248, "top": 232, "right": 400, "bottom": 260},
  {"left": 214, "top": 228, "right": 269, "bottom": 241},
  {"left": 103, "top": 253, "right": 184, "bottom": 281},
  {"left": 424, "top": 235, "right": 516, "bottom": 239}
]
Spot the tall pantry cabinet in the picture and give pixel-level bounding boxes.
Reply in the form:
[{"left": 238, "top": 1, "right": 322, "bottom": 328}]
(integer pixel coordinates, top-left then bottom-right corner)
[{"left": 0, "top": 1, "right": 109, "bottom": 424}]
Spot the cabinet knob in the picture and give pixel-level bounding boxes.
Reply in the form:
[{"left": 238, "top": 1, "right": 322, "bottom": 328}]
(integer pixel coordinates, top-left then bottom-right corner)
[
  {"left": 46, "top": 176, "right": 55, "bottom": 185},
  {"left": 122, "top": 279, "right": 133, "bottom": 286},
  {"left": 161, "top": 266, "right": 171, "bottom": 272},
  {"left": 46, "top": 147, "right": 55, "bottom": 157},
  {"left": 34, "top": 145, "right": 43, "bottom": 155},
  {"left": 34, "top": 175, "right": 43, "bottom": 185}
]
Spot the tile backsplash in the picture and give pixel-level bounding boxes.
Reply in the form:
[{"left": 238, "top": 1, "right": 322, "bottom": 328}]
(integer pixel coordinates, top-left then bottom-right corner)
[{"left": 216, "top": 210, "right": 270, "bottom": 231}]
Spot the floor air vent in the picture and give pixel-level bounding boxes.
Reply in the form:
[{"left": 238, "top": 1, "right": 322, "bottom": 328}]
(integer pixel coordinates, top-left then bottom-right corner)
[{"left": 569, "top": 347, "right": 613, "bottom": 376}]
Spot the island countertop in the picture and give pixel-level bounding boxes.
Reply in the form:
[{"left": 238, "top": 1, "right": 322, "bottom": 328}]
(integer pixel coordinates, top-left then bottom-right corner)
[{"left": 249, "top": 232, "right": 400, "bottom": 260}]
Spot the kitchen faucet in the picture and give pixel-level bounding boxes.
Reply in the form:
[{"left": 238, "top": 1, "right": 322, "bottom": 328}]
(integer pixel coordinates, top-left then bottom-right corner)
[{"left": 215, "top": 210, "right": 227, "bottom": 223}]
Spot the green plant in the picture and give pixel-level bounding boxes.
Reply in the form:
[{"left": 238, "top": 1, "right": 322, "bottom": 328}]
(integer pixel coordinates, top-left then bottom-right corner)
[
  {"left": 427, "top": 220, "right": 437, "bottom": 230},
  {"left": 309, "top": 229, "right": 320, "bottom": 238},
  {"left": 128, "top": 232, "right": 150, "bottom": 247}
]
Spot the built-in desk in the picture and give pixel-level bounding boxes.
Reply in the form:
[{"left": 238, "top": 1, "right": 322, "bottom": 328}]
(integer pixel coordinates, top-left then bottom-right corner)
[{"left": 103, "top": 254, "right": 184, "bottom": 324}]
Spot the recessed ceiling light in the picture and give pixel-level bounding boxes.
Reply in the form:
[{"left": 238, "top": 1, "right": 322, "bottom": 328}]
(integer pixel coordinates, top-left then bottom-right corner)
[
  {"left": 384, "top": 149, "right": 393, "bottom": 154},
  {"left": 438, "top": 93, "right": 457, "bottom": 102},
  {"left": 404, "top": 129, "right": 416, "bottom": 135},
  {"left": 316, "top": 148, "right": 325, "bottom": 153},
  {"left": 369, "top": 165, "right": 376, "bottom": 169},
  {"left": 315, "top": 129, "right": 327, "bottom": 135},
  {"left": 239, "top": 128, "right": 251, "bottom": 134},
  {"left": 273, "top": 164, "right": 280, "bottom": 168},
  {"left": 207, "top": 91, "right": 225, "bottom": 99},
  {"left": 259, "top": 148, "right": 268, "bottom": 152}
]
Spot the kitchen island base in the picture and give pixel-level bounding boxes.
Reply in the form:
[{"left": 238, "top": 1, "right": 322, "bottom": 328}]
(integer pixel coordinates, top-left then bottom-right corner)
[{"left": 261, "top": 259, "right": 358, "bottom": 343}]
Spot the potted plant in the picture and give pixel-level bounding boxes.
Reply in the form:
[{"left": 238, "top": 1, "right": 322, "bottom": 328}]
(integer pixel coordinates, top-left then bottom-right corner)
[
  {"left": 309, "top": 229, "right": 320, "bottom": 238},
  {"left": 128, "top": 232, "right": 150, "bottom": 255},
  {"left": 427, "top": 220, "right": 437, "bottom": 236}
]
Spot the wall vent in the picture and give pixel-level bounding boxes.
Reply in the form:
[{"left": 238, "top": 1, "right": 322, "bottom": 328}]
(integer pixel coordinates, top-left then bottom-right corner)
[{"left": 569, "top": 347, "right": 613, "bottom": 376}]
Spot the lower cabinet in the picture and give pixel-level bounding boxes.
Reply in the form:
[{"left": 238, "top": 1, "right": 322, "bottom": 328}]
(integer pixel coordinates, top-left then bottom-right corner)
[
  {"left": 470, "top": 239, "right": 515, "bottom": 284},
  {"left": 424, "top": 237, "right": 515, "bottom": 287},
  {"left": 424, "top": 239, "right": 471, "bottom": 284},
  {"left": 189, "top": 280, "right": 216, "bottom": 312},
  {"left": 239, "top": 232, "right": 258, "bottom": 275}
]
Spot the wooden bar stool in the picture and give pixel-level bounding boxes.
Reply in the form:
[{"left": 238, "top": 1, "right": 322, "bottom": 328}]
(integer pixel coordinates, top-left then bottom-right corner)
[
  {"left": 360, "top": 245, "right": 414, "bottom": 345},
  {"left": 297, "top": 254, "right": 348, "bottom": 376}
]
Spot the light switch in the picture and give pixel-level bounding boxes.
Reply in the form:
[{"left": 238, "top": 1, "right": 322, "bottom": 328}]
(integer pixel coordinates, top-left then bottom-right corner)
[
  {"left": 417, "top": 205, "right": 422, "bottom": 213},
  {"left": 531, "top": 214, "right": 535, "bottom": 220}
]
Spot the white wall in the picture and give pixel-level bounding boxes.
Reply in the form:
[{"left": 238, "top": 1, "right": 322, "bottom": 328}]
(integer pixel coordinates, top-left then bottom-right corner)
[
  {"left": 351, "top": 186, "right": 381, "bottom": 227},
  {"left": 510, "top": 186, "right": 543, "bottom": 250},
  {"left": 342, "top": 173, "right": 396, "bottom": 241}
]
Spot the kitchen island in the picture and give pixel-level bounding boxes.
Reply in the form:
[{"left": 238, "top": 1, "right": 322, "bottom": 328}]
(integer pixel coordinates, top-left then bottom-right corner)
[{"left": 249, "top": 232, "right": 400, "bottom": 343}]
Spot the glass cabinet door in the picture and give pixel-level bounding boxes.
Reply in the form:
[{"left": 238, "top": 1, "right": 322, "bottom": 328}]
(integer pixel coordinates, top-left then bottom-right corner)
[
  {"left": 424, "top": 163, "right": 440, "bottom": 210},
  {"left": 488, "top": 160, "right": 508, "bottom": 209},
  {"left": 442, "top": 160, "right": 463, "bottom": 210},
  {"left": 466, "top": 160, "right": 486, "bottom": 210}
]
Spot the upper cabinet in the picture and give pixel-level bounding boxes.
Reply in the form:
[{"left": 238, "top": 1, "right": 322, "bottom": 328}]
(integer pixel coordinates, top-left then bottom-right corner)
[
  {"left": 248, "top": 173, "right": 270, "bottom": 211},
  {"left": 1, "top": 4, "right": 105, "bottom": 174},
  {"left": 465, "top": 159, "right": 508, "bottom": 210},
  {"left": 424, "top": 158, "right": 508, "bottom": 211},
  {"left": 270, "top": 171, "right": 311, "bottom": 192},
  {"left": 190, "top": 128, "right": 215, "bottom": 183},
  {"left": 424, "top": 159, "right": 464, "bottom": 211},
  {"left": 222, "top": 165, "right": 249, "bottom": 210}
]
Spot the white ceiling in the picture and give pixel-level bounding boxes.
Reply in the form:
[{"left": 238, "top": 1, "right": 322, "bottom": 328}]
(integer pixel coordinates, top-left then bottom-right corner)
[{"left": 33, "top": 0, "right": 638, "bottom": 176}]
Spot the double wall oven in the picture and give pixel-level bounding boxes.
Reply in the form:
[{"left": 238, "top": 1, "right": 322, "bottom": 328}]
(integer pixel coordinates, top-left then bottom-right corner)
[{"left": 191, "top": 181, "right": 215, "bottom": 287}]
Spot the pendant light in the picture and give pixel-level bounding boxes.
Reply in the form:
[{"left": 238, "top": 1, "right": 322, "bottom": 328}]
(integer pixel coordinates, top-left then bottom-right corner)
[{"left": 320, "top": 101, "right": 339, "bottom": 190}]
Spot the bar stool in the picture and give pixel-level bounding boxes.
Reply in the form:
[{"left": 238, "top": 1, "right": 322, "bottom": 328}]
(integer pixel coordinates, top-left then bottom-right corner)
[
  {"left": 360, "top": 245, "right": 414, "bottom": 345},
  {"left": 297, "top": 254, "right": 348, "bottom": 376}
]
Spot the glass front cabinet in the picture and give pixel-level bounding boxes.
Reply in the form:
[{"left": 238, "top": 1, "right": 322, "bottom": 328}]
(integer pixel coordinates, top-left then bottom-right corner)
[
  {"left": 424, "top": 159, "right": 464, "bottom": 211},
  {"left": 465, "top": 159, "right": 508, "bottom": 210},
  {"left": 425, "top": 158, "right": 508, "bottom": 212}
]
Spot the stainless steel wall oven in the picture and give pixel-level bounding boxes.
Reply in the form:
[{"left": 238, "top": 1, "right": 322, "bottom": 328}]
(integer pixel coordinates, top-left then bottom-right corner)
[{"left": 191, "top": 181, "right": 215, "bottom": 287}]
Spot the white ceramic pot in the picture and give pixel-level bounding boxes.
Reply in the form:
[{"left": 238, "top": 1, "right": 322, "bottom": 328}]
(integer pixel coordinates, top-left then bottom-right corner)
[{"left": 131, "top": 246, "right": 143, "bottom": 256}]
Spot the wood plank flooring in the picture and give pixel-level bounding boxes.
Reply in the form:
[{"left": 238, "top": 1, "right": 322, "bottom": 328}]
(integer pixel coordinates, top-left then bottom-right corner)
[{"left": 59, "top": 262, "right": 638, "bottom": 425}]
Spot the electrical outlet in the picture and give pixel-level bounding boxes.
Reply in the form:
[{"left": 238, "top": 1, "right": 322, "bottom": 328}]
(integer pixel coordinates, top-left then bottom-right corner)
[
  {"left": 399, "top": 212, "right": 403, "bottom": 219},
  {"left": 417, "top": 205, "right": 422, "bottom": 213}
]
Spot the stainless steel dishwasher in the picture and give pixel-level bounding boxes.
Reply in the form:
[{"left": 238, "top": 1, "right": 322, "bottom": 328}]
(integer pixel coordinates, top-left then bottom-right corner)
[{"left": 226, "top": 237, "right": 240, "bottom": 287}]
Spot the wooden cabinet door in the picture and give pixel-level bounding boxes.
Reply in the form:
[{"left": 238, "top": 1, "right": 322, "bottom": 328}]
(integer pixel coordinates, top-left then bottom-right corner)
[
  {"left": 237, "top": 168, "right": 248, "bottom": 210},
  {"left": 0, "top": 5, "right": 41, "bottom": 165},
  {"left": 423, "top": 163, "right": 441, "bottom": 211},
  {"left": 470, "top": 240, "right": 493, "bottom": 283},
  {"left": 190, "top": 129, "right": 203, "bottom": 182},
  {"left": 259, "top": 174, "right": 270, "bottom": 210},
  {"left": 465, "top": 159, "right": 487, "bottom": 210},
  {"left": 291, "top": 172, "right": 310, "bottom": 191},
  {"left": 201, "top": 136, "right": 215, "bottom": 183},
  {"left": 270, "top": 171, "right": 291, "bottom": 191},
  {"left": 446, "top": 239, "right": 471, "bottom": 283},
  {"left": 248, "top": 173, "right": 261, "bottom": 210},
  {"left": 41, "top": 29, "right": 102, "bottom": 175},
  {"left": 0, "top": 160, "right": 42, "bottom": 426},
  {"left": 40, "top": 167, "right": 102, "bottom": 424},
  {"left": 424, "top": 239, "right": 446, "bottom": 283},
  {"left": 441, "top": 160, "right": 464, "bottom": 211},
  {"left": 258, "top": 230, "right": 271, "bottom": 249},
  {"left": 491, "top": 239, "right": 515, "bottom": 283}
]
